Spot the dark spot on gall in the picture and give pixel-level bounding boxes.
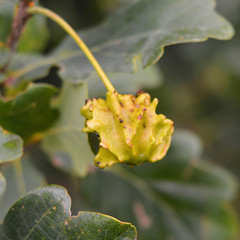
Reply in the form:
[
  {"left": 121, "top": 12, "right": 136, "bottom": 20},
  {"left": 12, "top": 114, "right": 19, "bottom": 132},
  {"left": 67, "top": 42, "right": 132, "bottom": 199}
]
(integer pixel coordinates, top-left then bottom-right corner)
[
  {"left": 95, "top": 132, "right": 100, "bottom": 137},
  {"left": 119, "top": 118, "right": 123, "bottom": 123}
]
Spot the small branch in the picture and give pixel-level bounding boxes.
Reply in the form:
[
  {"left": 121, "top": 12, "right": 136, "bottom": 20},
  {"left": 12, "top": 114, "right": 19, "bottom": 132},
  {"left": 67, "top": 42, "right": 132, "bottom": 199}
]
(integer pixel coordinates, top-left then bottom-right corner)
[
  {"left": 6, "top": 0, "right": 33, "bottom": 52},
  {"left": 27, "top": 6, "right": 115, "bottom": 92},
  {"left": 0, "top": 1, "right": 34, "bottom": 75}
]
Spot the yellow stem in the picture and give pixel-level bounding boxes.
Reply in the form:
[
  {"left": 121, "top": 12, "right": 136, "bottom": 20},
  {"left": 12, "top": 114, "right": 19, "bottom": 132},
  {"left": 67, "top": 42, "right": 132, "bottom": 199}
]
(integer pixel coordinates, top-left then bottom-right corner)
[{"left": 27, "top": 6, "right": 115, "bottom": 92}]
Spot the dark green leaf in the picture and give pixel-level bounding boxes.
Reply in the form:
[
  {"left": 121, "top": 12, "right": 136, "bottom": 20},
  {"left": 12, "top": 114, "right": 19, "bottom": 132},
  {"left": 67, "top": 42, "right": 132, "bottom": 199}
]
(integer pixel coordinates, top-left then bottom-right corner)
[
  {"left": 0, "top": 84, "right": 59, "bottom": 141},
  {"left": 42, "top": 82, "right": 94, "bottom": 177},
  {"left": 0, "top": 1, "right": 13, "bottom": 43},
  {"left": 0, "top": 185, "right": 137, "bottom": 240},
  {"left": 80, "top": 130, "right": 238, "bottom": 240},
  {"left": 0, "top": 154, "right": 46, "bottom": 222},
  {"left": 0, "top": 127, "right": 23, "bottom": 164},
  {"left": 7, "top": 0, "right": 234, "bottom": 83},
  {"left": 18, "top": 15, "right": 49, "bottom": 53}
]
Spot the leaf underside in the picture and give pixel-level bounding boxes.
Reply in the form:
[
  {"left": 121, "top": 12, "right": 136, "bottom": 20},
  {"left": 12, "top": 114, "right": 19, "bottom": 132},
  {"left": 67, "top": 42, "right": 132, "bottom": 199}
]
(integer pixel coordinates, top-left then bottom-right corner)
[{"left": 4, "top": 0, "right": 234, "bottom": 83}]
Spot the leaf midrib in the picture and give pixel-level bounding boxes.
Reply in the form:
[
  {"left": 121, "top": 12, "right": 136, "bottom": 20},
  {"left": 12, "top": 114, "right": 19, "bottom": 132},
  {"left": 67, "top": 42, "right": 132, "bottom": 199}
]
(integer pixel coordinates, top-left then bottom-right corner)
[{"left": 24, "top": 198, "right": 63, "bottom": 240}]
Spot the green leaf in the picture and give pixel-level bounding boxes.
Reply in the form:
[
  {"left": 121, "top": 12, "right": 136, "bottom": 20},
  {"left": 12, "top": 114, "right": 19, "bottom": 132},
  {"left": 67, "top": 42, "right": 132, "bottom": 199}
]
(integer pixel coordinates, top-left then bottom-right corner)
[
  {"left": 169, "top": 129, "right": 203, "bottom": 159},
  {"left": 0, "top": 154, "right": 46, "bottom": 222},
  {"left": 0, "top": 172, "right": 6, "bottom": 205},
  {"left": 18, "top": 15, "right": 49, "bottom": 53},
  {"left": 80, "top": 130, "right": 238, "bottom": 240},
  {"left": 4, "top": 53, "right": 48, "bottom": 82},
  {"left": 0, "top": 49, "right": 10, "bottom": 69},
  {"left": 0, "top": 127, "right": 23, "bottom": 164},
  {"left": 0, "top": 126, "right": 23, "bottom": 209},
  {"left": 0, "top": 1, "right": 13, "bottom": 43},
  {"left": 42, "top": 82, "right": 94, "bottom": 177},
  {"left": 88, "top": 60, "right": 163, "bottom": 98},
  {"left": 0, "top": 84, "right": 59, "bottom": 141},
  {"left": 202, "top": 206, "right": 239, "bottom": 240},
  {"left": 0, "top": 185, "right": 137, "bottom": 239},
  {"left": 7, "top": 0, "right": 234, "bottom": 83}
]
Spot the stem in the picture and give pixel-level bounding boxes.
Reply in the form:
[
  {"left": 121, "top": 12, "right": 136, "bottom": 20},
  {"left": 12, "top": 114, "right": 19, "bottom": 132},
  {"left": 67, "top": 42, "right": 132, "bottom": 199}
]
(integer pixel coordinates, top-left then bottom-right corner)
[
  {"left": 27, "top": 6, "right": 115, "bottom": 92},
  {"left": 1, "top": 1, "right": 32, "bottom": 75},
  {"left": 7, "top": 1, "right": 31, "bottom": 52},
  {"left": 13, "top": 159, "right": 26, "bottom": 196}
]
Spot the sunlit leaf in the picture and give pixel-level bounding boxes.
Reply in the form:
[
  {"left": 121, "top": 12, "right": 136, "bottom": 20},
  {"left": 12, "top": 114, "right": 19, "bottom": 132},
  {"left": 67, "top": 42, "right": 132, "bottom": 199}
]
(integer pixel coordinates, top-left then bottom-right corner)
[{"left": 0, "top": 127, "right": 23, "bottom": 164}]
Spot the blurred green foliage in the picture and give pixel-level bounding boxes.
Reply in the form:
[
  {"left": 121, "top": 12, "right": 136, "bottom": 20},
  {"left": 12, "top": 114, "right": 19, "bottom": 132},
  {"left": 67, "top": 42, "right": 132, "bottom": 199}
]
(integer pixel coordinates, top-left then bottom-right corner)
[{"left": 152, "top": 0, "right": 240, "bottom": 215}]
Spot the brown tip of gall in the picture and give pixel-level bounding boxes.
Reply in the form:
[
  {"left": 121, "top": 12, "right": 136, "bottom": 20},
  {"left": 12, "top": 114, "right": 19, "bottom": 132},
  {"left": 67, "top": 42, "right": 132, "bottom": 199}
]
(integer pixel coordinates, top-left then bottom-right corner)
[
  {"left": 85, "top": 99, "right": 90, "bottom": 104},
  {"left": 137, "top": 89, "right": 144, "bottom": 96}
]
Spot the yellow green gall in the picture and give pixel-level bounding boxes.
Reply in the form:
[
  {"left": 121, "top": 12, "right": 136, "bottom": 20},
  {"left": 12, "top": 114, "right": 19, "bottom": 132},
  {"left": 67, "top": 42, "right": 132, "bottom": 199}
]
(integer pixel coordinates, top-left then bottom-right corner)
[{"left": 81, "top": 90, "right": 174, "bottom": 168}]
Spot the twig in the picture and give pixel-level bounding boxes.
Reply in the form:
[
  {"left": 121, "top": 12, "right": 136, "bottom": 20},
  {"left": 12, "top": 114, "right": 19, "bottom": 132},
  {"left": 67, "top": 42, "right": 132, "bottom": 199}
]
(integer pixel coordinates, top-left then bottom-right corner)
[
  {"left": 0, "top": 1, "right": 34, "bottom": 74},
  {"left": 6, "top": 0, "right": 33, "bottom": 52}
]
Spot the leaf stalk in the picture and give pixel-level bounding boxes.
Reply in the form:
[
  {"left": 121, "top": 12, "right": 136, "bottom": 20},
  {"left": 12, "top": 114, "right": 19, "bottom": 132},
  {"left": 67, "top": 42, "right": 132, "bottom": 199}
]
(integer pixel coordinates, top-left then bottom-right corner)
[{"left": 13, "top": 159, "right": 26, "bottom": 196}]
